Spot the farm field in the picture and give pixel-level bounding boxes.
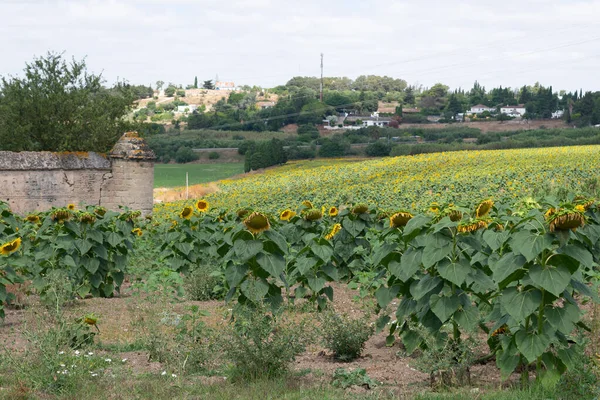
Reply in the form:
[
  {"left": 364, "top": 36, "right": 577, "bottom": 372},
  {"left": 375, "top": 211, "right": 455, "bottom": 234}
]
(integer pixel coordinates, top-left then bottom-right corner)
[
  {"left": 157, "top": 145, "right": 600, "bottom": 216},
  {"left": 154, "top": 162, "right": 244, "bottom": 188},
  {"left": 2, "top": 145, "right": 600, "bottom": 399}
]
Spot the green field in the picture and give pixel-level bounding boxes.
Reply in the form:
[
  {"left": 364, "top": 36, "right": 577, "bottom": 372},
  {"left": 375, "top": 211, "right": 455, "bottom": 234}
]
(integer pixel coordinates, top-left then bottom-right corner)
[{"left": 154, "top": 163, "right": 244, "bottom": 188}]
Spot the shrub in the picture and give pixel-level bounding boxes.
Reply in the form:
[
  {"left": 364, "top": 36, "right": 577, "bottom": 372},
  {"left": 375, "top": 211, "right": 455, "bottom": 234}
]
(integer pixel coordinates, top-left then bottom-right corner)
[
  {"left": 174, "top": 146, "right": 199, "bottom": 163},
  {"left": 208, "top": 151, "right": 220, "bottom": 160},
  {"left": 184, "top": 263, "right": 224, "bottom": 301},
  {"left": 221, "top": 305, "right": 313, "bottom": 380},
  {"left": 332, "top": 368, "right": 377, "bottom": 389},
  {"left": 297, "top": 124, "right": 320, "bottom": 139},
  {"left": 365, "top": 140, "right": 392, "bottom": 157},
  {"left": 320, "top": 311, "right": 373, "bottom": 361},
  {"left": 318, "top": 137, "right": 350, "bottom": 158}
]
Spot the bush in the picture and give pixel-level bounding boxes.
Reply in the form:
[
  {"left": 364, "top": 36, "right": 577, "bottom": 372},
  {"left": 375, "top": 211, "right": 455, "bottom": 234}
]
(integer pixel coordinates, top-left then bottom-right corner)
[
  {"left": 320, "top": 311, "right": 373, "bottom": 361},
  {"left": 286, "top": 145, "right": 316, "bottom": 160},
  {"left": 176, "top": 89, "right": 186, "bottom": 97},
  {"left": 318, "top": 137, "right": 350, "bottom": 158},
  {"left": 221, "top": 305, "right": 313, "bottom": 380},
  {"left": 175, "top": 146, "right": 199, "bottom": 163},
  {"left": 297, "top": 124, "right": 320, "bottom": 139},
  {"left": 365, "top": 140, "right": 392, "bottom": 157},
  {"left": 208, "top": 151, "right": 220, "bottom": 160},
  {"left": 184, "top": 263, "right": 224, "bottom": 301}
]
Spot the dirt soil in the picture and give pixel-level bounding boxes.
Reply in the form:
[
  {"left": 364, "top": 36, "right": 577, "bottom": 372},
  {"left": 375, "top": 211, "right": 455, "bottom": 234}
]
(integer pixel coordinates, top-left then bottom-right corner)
[
  {"left": 0, "top": 280, "right": 522, "bottom": 397},
  {"left": 399, "top": 119, "right": 569, "bottom": 133}
]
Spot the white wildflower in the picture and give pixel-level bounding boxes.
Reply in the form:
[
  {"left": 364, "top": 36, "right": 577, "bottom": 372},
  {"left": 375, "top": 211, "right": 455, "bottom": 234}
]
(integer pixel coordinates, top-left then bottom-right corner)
[
  {"left": 88, "top": 352, "right": 93, "bottom": 356},
  {"left": 105, "top": 358, "right": 112, "bottom": 363},
  {"left": 60, "top": 364, "right": 65, "bottom": 367},
  {"left": 121, "top": 358, "right": 128, "bottom": 362},
  {"left": 161, "top": 371, "right": 167, "bottom": 376},
  {"left": 58, "top": 351, "right": 65, "bottom": 355},
  {"left": 74, "top": 350, "right": 80, "bottom": 356},
  {"left": 171, "top": 374, "right": 177, "bottom": 378},
  {"left": 91, "top": 373, "right": 98, "bottom": 377}
]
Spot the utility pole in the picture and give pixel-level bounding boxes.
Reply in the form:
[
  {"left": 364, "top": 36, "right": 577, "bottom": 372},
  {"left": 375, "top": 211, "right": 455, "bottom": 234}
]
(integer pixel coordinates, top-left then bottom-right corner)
[{"left": 320, "top": 53, "right": 324, "bottom": 102}]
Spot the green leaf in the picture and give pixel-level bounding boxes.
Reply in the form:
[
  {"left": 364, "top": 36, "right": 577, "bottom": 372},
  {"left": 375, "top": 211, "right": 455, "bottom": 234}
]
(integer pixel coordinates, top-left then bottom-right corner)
[
  {"left": 264, "top": 230, "right": 289, "bottom": 254},
  {"left": 392, "top": 247, "right": 422, "bottom": 282},
  {"left": 86, "top": 229, "right": 104, "bottom": 243},
  {"left": 482, "top": 230, "right": 509, "bottom": 251},
  {"left": 233, "top": 239, "right": 263, "bottom": 262},
  {"left": 375, "top": 315, "right": 391, "bottom": 333},
  {"left": 106, "top": 232, "right": 123, "bottom": 247},
  {"left": 558, "top": 244, "right": 593, "bottom": 269},
  {"left": 225, "top": 263, "right": 248, "bottom": 287},
  {"left": 92, "top": 245, "right": 108, "bottom": 260},
  {"left": 322, "top": 264, "right": 340, "bottom": 281},
  {"left": 529, "top": 264, "right": 572, "bottom": 297},
  {"left": 371, "top": 243, "right": 396, "bottom": 267},
  {"left": 295, "top": 256, "right": 317, "bottom": 275},
  {"left": 241, "top": 278, "right": 270, "bottom": 302},
  {"left": 556, "top": 346, "right": 577, "bottom": 369},
  {"left": 546, "top": 303, "right": 580, "bottom": 334},
  {"left": 501, "top": 288, "right": 541, "bottom": 323},
  {"left": 467, "top": 269, "right": 496, "bottom": 294},
  {"left": 90, "top": 273, "right": 102, "bottom": 288},
  {"left": 63, "top": 255, "right": 77, "bottom": 268},
  {"left": 422, "top": 244, "right": 452, "bottom": 269},
  {"left": 75, "top": 239, "right": 93, "bottom": 255},
  {"left": 515, "top": 330, "right": 551, "bottom": 363},
  {"left": 430, "top": 294, "right": 460, "bottom": 323},
  {"left": 490, "top": 252, "right": 526, "bottom": 287},
  {"left": 307, "top": 274, "right": 326, "bottom": 293},
  {"left": 311, "top": 242, "right": 333, "bottom": 262},
  {"left": 77, "top": 284, "right": 91, "bottom": 298},
  {"left": 454, "top": 303, "right": 480, "bottom": 331},
  {"left": 175, "top": 242, "right": 194, "bottom": 257},
  {"left": 375, "top": 285, "right": 400, "bottom": 308},
  {"left": 256, "top": 252, "right": 285, "bottom": 278},
  {"left": 437, "top": 259, "right": 471, "bottom": 286},
  {"left": 400, "top": 329, "right": 422, "bottom": 354},
  {"left": 410, "top": 275, "right": 442, "bottom": 301},
  {"left": 496, "top": 347, "right": 520, "bottom": 381},
  {"left": 82, "top": 258, "right": 100, "bottom": 274},
  {"left": 343, "top": 218, "right": 366, "bottom": 238},
  {"left": 403, "top": 214, "right": 431, "bottom": 237},
  {"left": 102, "top": 281, "right": 115, "bottom": 297},
  {"left": 510, "top": 231, "right": 553, "bottom": 263}
]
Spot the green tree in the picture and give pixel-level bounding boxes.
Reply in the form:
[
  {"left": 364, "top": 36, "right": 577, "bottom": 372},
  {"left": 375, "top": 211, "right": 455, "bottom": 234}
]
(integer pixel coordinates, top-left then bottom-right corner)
[
  {"left": 194, "top": 76, "right": 198, "bottom": 89},
  {"left": 156, "top": 80, "right": 164, "bottom": 91},
  {"left": 0, "top": 52, "right": 136, "bottom": 152},
  {"left": 203, "top": 80, "right": 215, "bottom": 90},
  {"left": 164, "top": 86, "right": 176, "bottom": 97}
]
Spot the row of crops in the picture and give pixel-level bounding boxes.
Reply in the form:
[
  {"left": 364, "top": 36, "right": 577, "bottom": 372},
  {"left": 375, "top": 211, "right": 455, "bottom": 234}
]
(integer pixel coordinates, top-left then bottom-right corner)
[
  {"left": 3, "top": 193, "right": 598, "bottom": 385},
  {"left": 152, "top": 145, "right": 600, "bottom": 214}
]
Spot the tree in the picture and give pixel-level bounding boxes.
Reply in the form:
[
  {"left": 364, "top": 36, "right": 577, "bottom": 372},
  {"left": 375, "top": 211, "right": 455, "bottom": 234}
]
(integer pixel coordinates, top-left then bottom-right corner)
[
  {"left": 156, "top": 80, "right": 164, "bottom": 92},
  {"left": 203, "top": 80, "right": 215, "bottom": 90},
  {"left": 0, "top": 52, "right": 136, "bottom": 152},
  {"left": 404, "top": 86, "right": 415, "bottom": 106},
  {"left": 194, "top": 76, "right": 198, "bottom": 89},
  {"left": 164, "top": 86, "right": 176, "bottom": 97}
]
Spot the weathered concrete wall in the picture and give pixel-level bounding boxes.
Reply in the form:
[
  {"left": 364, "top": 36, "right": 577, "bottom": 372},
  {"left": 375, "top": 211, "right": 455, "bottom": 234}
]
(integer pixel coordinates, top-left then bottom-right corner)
[{"left": 0, "top": 132, "right": 155, "bottom": 215}]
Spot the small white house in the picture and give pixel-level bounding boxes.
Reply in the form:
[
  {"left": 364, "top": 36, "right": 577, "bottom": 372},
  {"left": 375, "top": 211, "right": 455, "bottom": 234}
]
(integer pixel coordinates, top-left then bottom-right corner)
[
  {"left": 344, "top": 112, "right": 391, "bottom": 127},
  {"left": 215, "top": 81, "right": 236, "bottom": 91},
  {"left": 176, "top": 104, "right": 198, "bottom": 114},
  {"left": 551, "top": 110, "right": 565, "bottom": 119},
  {"left": 500, "top": 105, "right": 526, "bottom": 117},
  {"left": 469, "top": 104, "right": 495, "bottom": 114}
]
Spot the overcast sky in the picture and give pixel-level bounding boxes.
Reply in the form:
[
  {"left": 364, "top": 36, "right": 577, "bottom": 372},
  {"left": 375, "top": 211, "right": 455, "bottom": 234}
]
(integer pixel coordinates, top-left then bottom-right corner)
[{"left": 2, "top": 0, "right": 600, "bottom": 92}]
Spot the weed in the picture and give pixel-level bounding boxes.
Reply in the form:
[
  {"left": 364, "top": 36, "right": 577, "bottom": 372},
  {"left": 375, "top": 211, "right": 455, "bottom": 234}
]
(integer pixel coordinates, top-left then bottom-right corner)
[
  {"left": 320, "top": 311, "right": 374, "bottom": 361},
  {"left": 332, "top": 367, "right": 377, "bottom": 389}
]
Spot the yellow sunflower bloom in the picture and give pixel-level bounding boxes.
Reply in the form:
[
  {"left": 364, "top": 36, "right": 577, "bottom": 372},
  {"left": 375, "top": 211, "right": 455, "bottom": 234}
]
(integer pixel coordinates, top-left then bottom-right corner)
[
  {"left": 302, "top": 200, "right": 314, "bottom": 209},
  {"left": 243, "top": 212, "right": 270, "bottom": 234},
  {"left": 131, "top": 228, "right": 143, "bottom": 237},
  {"left": 280, "top": 209, "right": 296, "bottom": 221},
  {"left": 475, "top": 200, "right": 494, "bottom": 218},
  {"left": 575, "top": 205, "right": 585, "bottom": 213},
  {"left": 390, "top": 212, "right": 413, "bottom": 228},
  {"left": 0, "top": 237, "right": 21, "bottom": 256},
  {"left": 180, "top": 206, "right": 194, "bottom": 219},
  {"left": 25, "top": 214, "right": 40, "bottom": 224},
  {"left": 352, "top": 204, "right": 369, "bottom": 215},
  {"left": 67, "top": 203, "right": 76, "bottom": 210},
  {"left": 196, "top": 200, "right": 209, "bottom": 212},
  {"left": 325, "top": 223, "right": 342, "bottom": 240},
  {"left": 549, "top": 212, "right": 585, "bottom": 232},
  {"left": 304, "top": 209, "right": 323, "bottom": 221},
  {"left": 328, "top": 207, "right": 339, "bottom": 217}
]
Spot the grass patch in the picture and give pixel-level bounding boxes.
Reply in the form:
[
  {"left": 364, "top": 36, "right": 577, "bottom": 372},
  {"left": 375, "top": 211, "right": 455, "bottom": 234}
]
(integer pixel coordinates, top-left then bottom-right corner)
[{"left": 154, "top": 163, "right": 244, "bottom": 188}]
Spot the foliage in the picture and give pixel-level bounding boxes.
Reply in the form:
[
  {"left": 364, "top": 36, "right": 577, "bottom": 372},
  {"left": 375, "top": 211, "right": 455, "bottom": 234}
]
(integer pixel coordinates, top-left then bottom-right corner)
[
  {"left": 320, "top": 311, "right": 374, "bottom": 361},
  {"left": 331, "top": 368, "right": 377, "bottom": 389},
  {"left": 365, "top": 140, "right": 392, "bottom": 157},
  {"left": 244, "top": 139, "right": 287, "bottom": 172},
  {"left": 174, "top": 146, "right": 199, "bottom": 163},
  {"left": 221, "top": 305, "right": 313, "bottom": 380},
  {"left": 184, "top": 262, "right": 225, "bottom": 301},
  {"left": 0, "top": 52, "right": 137, "bottom": 152},
  {"left": 208, "top": 151, "right": 220, "bottom": 160}
]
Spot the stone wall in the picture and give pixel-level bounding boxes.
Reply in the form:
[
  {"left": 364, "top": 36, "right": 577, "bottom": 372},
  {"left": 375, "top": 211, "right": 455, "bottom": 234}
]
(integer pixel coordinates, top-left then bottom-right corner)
[{"left": 0, "top": 132, "right": 155, "bottom": 215}]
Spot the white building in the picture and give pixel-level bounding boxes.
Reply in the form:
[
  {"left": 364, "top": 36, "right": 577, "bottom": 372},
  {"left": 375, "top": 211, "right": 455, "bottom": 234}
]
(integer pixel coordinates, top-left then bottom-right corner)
[
  {"left": 500, "top": 105, "right": 527, "bottom": 117},
  {"left": 469, "top": 104, "right": 495, "bottom": 114},
  {"left": 176, "top": 104, "right": 198, "bottom": 114},
  {"left": 215, "top": 81, "right": 236, "bottom": 91},
  {"left": 551, "top": 110, "right": 565, "bottom": 119},
  {"left": 345, "top": 112, "right": 391, "bottom": 127}
]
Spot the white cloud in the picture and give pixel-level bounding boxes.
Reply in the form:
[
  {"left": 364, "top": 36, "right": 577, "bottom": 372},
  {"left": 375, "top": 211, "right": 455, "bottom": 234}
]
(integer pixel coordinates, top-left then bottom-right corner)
[{"left": 0, "top": 0, "right": 599, "bottom": 90}]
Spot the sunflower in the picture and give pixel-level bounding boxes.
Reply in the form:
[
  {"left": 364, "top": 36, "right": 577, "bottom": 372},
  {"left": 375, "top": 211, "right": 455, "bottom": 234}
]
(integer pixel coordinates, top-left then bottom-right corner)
[
  {"left": 447, "top": 209, "right": 463, "bottom": 222},
  {"left": 196, "top": 200, "right": 209, "bottom": 212},
  {"left": 131, "top": 228, "right": 143, "bottom": 237},
  {"left": 94, "top": 207, "right": 107, "bottom": 217},
  {"left": 389, "top": 212, "right": 413, "bottom": 228},
  {"left": 79, "top": 213, "right": 96, "bottom": 224},
  {"left": 475, "top": 200, "right": 494, "bottom": 218},
  {"left": 83, "top": 314, "right": 98, "bottom": 326},
  {"left": 51, "top": 209, "right": 71, "bottom": 223},
  {"left": 429, "top": 202, "right": 440, "bottom": 213},
  {"left": 457, "top": 219, "right": 489, "bottom": 234},
  {"left": 549, "top": 212, "right": 585, "bottom": 232},
  {"left": 180, "top": 206, "right": 194, "bottom": 219},
  {"left": 0, "top": 237, "right": 21, "bottom": 256},
  {"left": 325, "top": 223, "right": 342, "bottom": 240},
  {"left": 237, "top": 208, "right": 251, "bottom": 219},
  {"left": 491, "top": 325, "right": 509, "bottom": 337},
  {"left": 280, "top": 209, "right": 296, "bottom": 221},
  {"left": 67, "top": 203, "right": 76, "bottom": 211},
  {"left": 243, "top": 212, "right": 270, "bottom": 234},
  {"left": 304, "top": 209, "right": 323, "bottom": 221},
  {"left": 575, "top": 205, "right": 586, "bottom": 213},
  {"left": 544, "top": 207, "right": 557, "bottom": 219},
  {"left": 352, "top": 204, "right": 369, "bottom": 215},
  {"left": 328, "top": 207, "right": 339, "bottom": 217},
  {"left": 25, "top": 214, "right": 40, "bottom": 224},
  {"left": 302, "top": 200, "right": 314, "bottom": 209}
]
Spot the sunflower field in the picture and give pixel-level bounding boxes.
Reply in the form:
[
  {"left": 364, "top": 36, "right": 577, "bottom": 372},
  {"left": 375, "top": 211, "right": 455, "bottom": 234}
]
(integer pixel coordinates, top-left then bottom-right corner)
[{"left": 154, "top": 145, "right": 600, "bottom": 217}]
